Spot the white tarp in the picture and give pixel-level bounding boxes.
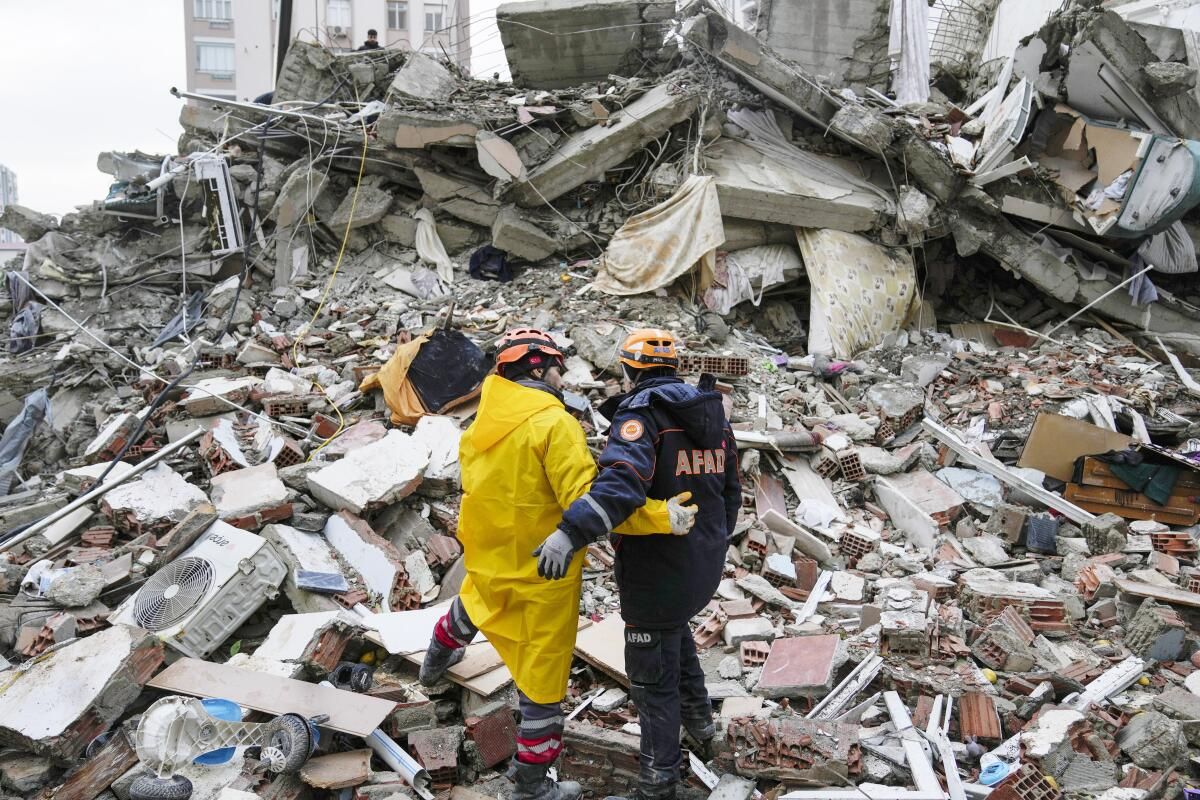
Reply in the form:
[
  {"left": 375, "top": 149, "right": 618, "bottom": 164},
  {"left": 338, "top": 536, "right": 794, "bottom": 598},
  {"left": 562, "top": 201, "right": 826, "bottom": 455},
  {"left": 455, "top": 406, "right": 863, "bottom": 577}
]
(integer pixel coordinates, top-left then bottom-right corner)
[
  {"left": 890, "top": 0, "right": 931, "bottom": 105},
  {"left": 704, "top": 244, "right": 803, "bottom": 315},
  {"left": 592, "top": 174, "right": 724, "bottom": 296},
  {"left": 414, "top": 208, "right": 454, "bottom": 285}
]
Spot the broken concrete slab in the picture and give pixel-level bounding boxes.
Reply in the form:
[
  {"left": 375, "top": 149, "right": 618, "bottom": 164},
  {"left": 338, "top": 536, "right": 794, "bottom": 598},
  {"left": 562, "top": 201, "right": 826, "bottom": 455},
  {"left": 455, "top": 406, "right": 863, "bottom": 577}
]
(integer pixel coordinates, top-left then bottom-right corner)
[
  {"left": 261, "top": 523, "right": 345, "bottom": 613},
  {"left": 209, "top": 462, "right": 291, "bottom": 527},
  {"left": 307, "top": 430, "right": 429, "bottom": 515},
  {"left": 1116, "top": 710, "right": 1186, "bottom": 770},
  {"left": 380, "top": 110, "right": 480, "bottom": 149},
  {"left": 682, "top": 11, "right": 838, "bottom": 132},
  {"left": 753, "top": 0, "right": 892, "bottom": 89},
  {"left": 326, "top": 184, "right": 393, "bottom": 229},
  {"left": 491, "top": 205, "right": 559, "bottom": 261},
  {"left": 100, "top": 463, "right": 210, "bottom": 533},
  {"left": 509, "top": 82, "right": 699, "bottom": 207},
  {"left": 705, "top": 139, "right": 886, "bottom": 232},
  {"left": 414, "top": 167, "right": 500, "bottom": 228},
  {"left": 496, "top": 0, "right": 674, "bottom": 89},
  {"left": 390, "top": 52, "right": 457, "bottom": 102},
  {"left": 0, "top": 624, "right": 163, "bottom": 760},
  {"left": 324, "top": 512, "right": 421, "bottom": 612},
  {"left": 0, "top": 204, "right": 58, "bottom": 242}
]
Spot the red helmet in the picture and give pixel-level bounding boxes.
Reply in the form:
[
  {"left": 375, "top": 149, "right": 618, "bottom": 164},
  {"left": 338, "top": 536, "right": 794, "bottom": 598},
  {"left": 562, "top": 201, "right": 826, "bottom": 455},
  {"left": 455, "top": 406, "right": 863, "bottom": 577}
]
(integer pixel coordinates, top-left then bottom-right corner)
[{"left": 495, "top": 328, "right": 565, "bottom": 370}]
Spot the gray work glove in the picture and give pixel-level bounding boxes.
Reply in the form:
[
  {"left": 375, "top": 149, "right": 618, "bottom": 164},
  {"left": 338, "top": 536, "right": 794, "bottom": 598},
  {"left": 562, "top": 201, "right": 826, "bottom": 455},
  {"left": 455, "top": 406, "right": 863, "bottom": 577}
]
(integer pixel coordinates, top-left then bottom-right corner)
[
  {"left": 668, "top": 491, "right": 698, "bottom": 536},
  {"left": 533, "top": 528, "right": 577, "bottom": 580}
]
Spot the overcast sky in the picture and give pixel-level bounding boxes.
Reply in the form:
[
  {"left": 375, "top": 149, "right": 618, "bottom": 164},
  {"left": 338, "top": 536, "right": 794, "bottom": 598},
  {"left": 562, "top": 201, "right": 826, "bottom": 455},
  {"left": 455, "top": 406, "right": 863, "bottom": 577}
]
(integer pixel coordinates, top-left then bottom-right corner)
[
  {"left": 0, "top": 1, "right": 188, "bottom": 218},
  {"left": 0, "top": 0, "right": 508, "bottom": 220}
]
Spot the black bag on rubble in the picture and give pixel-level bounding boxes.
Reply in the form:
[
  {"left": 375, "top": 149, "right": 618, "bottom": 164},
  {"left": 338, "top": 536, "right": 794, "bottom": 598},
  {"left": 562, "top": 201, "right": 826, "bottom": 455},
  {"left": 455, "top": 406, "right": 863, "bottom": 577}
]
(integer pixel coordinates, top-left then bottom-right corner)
[
  {"left": 406, "top": 328, "right": 493, "bottom": 413},
  {"left": 469, "top": 245, "right": 513, "bottom": 282}
]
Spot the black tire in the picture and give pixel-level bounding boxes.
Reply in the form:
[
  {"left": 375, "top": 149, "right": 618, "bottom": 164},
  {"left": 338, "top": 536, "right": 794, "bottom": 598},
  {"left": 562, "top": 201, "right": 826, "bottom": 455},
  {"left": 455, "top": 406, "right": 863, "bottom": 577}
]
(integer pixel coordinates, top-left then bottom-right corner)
[
  {"left": 130, "top": 774, "right": 194, "bottom": 800},
  {"left": 264, "top": 714, "right": 312, "bottom": 773}
]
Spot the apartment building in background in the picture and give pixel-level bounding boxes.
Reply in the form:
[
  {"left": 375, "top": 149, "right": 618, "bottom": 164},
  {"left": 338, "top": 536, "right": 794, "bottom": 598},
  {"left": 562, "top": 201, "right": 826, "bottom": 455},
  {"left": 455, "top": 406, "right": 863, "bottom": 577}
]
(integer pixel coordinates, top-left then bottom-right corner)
[
  {"left": 183, "top": 0, "right": 472, "bottom": 102},
  {"left": 0, "top": 164, "right": 20, "bottom": 246}
]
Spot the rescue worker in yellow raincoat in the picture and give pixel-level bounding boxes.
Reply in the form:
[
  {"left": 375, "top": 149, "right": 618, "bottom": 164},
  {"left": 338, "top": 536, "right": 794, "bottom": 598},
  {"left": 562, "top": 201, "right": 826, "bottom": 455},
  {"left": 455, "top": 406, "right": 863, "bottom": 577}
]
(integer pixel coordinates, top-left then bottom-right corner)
[{"left": 419, "top": 328, "right": 698, "bottom": 800}]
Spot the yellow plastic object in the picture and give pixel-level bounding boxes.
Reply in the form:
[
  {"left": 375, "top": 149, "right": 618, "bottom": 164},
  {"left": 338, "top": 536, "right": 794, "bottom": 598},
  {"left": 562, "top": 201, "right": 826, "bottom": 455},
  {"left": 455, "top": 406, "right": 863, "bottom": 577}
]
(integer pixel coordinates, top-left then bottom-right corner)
[
  {"left": 359, "top": 651, "right": 376, "bottom": 665},
  {"left": 1096, "top": 639, "right": 1112, "bottom": 646},
  {"left": 358, "top": 334, "right": 431, "bottom": 425},
  {"left": 456, "top": 375, "right": 670, "bottom": 703},
  {"left": 981, "top": 668, "right": 997, "bottom": 684},
  {"left": 1044, "top": 776, "right": 1059, "bottom": 791},
  {"left": 1138, "top": 676, "right": 1151, "bottom": 686}
]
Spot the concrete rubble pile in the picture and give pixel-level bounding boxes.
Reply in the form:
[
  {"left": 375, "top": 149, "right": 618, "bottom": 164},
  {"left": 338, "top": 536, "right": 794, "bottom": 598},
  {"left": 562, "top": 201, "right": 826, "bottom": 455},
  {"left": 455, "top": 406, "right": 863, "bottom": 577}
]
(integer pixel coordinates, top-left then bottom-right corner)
[{"left": 5, "top": 0, "right": 1200, "bottom": 799}]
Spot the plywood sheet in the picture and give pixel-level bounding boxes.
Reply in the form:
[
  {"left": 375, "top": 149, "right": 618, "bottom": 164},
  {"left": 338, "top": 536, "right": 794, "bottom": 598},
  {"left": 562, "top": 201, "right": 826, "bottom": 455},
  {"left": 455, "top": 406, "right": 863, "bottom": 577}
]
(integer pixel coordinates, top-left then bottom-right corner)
[
  {"left": 1017, "top": 412, "right": 1132, "bottom": 482},
  {"left": 573, "top": 614, "right": 628, "bottom": 687},
  {"left": 147, "top": 659, "right": 396, "bottom": 736},
  {"left": 300, "top": 750, "right": 372, "bottom": 790}
]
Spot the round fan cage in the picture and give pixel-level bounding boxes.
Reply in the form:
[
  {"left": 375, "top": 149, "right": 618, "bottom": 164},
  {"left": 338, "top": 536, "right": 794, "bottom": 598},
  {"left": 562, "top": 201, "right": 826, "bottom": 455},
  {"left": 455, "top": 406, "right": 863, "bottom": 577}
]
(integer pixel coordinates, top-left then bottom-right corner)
[{"left": 134, "top": 557, "right": 214, "bottom": 631}]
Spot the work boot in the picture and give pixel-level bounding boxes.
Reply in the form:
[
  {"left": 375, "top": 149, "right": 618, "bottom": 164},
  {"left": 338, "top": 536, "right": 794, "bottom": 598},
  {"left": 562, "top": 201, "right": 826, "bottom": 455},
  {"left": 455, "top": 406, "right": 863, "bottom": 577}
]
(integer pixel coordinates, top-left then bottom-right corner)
[
  {"left": 509, "top": 760, "right": 582, "bottom": 800},
  {"left": 603, "top": 783, "right": 677, "bottom": 800},
  {"left": 682, "top": 717, "right": 715, "bottom": 761},
  {"left": 418, "top": 639, "right": 464, "bottom": 686}
]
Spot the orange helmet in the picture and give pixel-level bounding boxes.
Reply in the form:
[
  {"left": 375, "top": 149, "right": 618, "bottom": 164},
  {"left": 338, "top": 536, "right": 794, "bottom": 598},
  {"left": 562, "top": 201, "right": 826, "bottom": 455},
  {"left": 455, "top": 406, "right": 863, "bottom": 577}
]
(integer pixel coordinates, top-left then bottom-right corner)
[
  {"left": 495, "top": 327, "right": 564, "bottom": 368},
  {"left": 618, "top": 328, "right": 679, "bottom": 370}
]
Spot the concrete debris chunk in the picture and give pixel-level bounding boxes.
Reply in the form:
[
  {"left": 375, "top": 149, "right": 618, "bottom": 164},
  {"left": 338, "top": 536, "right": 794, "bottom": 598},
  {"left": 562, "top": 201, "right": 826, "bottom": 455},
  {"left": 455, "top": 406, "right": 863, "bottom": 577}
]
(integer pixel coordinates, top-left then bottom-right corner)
[
  {"left": 307, "top": 430, "right": 429, "bottom": 514},
  {"left": 0, "top": 625, "right": 163, "bottom": 760},
  {"left": 390, "top": 52, "right": 457, "bottom": 101}
]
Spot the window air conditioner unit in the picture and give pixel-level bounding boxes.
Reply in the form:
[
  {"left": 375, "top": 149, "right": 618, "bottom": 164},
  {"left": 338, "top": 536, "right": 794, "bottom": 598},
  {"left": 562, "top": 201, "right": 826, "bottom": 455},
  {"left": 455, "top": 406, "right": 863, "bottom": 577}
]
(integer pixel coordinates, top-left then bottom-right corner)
[
  {"left": 331, "top": 25, "right": 346, "bottom": 35},
  {"left": 111, "top": 521, "right": 286, "bottom": 658}
]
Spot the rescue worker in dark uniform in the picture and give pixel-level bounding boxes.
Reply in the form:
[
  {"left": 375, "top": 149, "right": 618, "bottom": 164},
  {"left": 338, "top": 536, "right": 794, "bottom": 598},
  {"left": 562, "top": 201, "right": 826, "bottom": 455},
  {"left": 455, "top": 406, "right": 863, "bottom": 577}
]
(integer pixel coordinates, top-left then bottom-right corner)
[{"left": 534, "top": 329, "right": 741, "bottom": 800}]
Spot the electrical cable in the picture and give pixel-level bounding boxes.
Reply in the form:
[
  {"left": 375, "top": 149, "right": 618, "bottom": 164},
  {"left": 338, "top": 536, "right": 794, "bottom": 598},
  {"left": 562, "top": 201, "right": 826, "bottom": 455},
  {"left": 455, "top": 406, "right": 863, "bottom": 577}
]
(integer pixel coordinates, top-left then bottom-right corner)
[{"left": 292, "top": 86, "right": 371, "bottom": 461}]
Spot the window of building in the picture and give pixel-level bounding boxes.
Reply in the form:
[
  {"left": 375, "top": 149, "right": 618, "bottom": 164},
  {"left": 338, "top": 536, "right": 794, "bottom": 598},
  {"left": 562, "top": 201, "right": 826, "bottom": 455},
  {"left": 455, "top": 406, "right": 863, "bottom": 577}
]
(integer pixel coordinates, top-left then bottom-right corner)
[
  {"left": 194, "top": 0, "right": 232, "bottom": 20},
  {"left": 387, "top": 1, "right": 408, "bottom": 29},
  {"left": 196, "top": 41, "right": 236, "bottom": 77},
  {"left": 326, "top": 0, "right": 352, "bottom": 29},
  {"left": 425, "top": 4, "right": 445, "bottom": 31}
]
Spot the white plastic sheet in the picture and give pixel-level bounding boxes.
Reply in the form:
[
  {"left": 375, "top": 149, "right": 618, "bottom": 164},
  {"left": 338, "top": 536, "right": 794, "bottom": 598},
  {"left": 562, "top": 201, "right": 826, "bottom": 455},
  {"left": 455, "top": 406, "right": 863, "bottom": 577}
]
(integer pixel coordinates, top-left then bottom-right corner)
[
  {"left": 704, "top": 244, "right": 802, "bottom": 315},
  {"left": 414, "top": 209, "right": 454, "bottom": 286}
]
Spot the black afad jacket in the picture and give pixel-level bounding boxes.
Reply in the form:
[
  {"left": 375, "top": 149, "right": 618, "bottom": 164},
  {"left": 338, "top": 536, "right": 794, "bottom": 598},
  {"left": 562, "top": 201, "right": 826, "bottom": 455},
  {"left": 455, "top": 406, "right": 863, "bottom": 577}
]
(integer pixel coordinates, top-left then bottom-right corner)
[{"left": 560, "top": 375, "right": 740, "bottom": 628}]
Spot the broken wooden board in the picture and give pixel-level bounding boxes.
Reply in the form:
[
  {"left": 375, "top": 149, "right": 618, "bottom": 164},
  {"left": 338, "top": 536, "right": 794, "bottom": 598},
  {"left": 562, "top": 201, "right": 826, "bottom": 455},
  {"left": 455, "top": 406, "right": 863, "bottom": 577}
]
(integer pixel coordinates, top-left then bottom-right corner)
[
  {"left": 53, "top": 727, "right": 139, "bottom": 800},
  {"left": 573, "top": 614, "right": 628, "bottom": 687},
  {"left": 148, "top": 658, "right": 396, "bottom": 736},
  {"left": 754, "top": 473, "right": 788, "bottom": 519},
  {"left": 299, "top": 749, "right": 372, "bottom": 790}
]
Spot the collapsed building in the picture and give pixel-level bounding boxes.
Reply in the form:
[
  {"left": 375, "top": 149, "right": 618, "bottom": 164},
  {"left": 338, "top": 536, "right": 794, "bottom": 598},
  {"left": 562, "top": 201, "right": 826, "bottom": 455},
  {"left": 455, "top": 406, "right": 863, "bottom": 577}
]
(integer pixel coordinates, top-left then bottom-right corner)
[{"left": 2, "top": 1, "right": 1200, "bottom": 800}]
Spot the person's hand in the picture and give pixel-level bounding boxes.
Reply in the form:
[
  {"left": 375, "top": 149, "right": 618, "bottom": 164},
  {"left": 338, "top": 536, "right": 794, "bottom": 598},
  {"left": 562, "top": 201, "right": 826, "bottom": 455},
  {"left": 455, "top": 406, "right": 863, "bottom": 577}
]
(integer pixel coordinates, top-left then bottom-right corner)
[
  {"left": 533, "top": 528, "right": 577, "bottom": 580},
  {"left": 667, "top": 492, "right": 698, "bottom": 536}
]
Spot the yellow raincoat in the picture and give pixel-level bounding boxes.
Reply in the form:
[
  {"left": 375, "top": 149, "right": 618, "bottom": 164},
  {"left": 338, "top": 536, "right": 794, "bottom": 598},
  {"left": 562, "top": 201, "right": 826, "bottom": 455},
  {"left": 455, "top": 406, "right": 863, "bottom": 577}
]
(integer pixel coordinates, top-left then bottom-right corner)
[{"left": 457, "top": 375, "right": 670, "bottom": 703}]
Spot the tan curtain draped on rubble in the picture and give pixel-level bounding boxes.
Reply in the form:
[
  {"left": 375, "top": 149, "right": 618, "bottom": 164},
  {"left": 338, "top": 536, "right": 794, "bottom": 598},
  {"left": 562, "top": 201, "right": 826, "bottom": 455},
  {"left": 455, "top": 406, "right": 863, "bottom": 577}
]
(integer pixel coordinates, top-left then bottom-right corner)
[
  {"left": 592, "top": 174, "right": 724, "bottom": 296},
  {"left": 798, "top": 229, "right": 920, "bottom": 359}
]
